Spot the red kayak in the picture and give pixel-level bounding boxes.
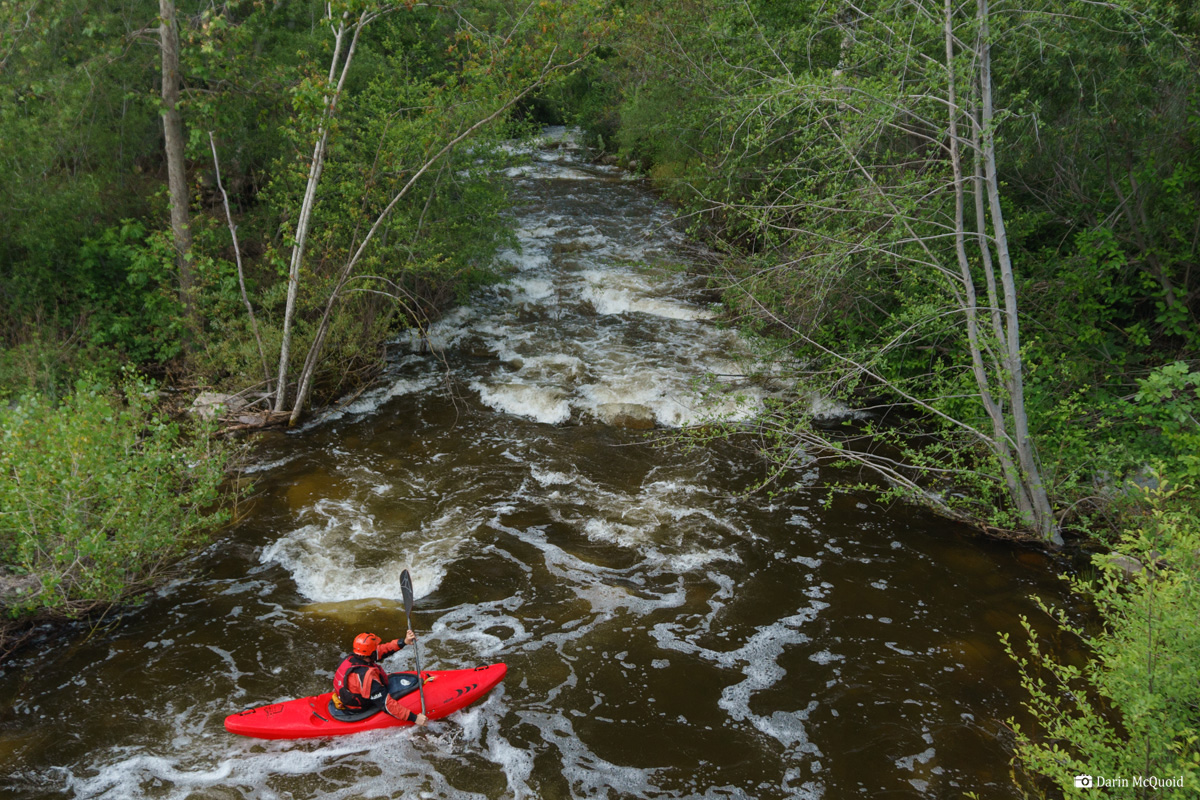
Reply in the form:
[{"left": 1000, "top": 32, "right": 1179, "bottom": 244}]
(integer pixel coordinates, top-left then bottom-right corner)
[{"left": 224, "top": 663, "right": 507, "bottom": 740}]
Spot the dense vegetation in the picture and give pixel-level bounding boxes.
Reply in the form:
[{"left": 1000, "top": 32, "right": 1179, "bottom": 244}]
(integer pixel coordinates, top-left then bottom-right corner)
[
  {"left": 1005, "top": 486, "right": 1200, "bottom": 796},
  {"left": 0, "top": 376, "right": 233, "bottom": 627},
  {"left": 1, "top": 0, "right": 605, "bottom": 403}
]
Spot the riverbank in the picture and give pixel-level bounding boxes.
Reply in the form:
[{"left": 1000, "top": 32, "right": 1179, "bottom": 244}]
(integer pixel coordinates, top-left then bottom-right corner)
[{"left": 0, "top": 378, "right": 239, "bottom": 657}]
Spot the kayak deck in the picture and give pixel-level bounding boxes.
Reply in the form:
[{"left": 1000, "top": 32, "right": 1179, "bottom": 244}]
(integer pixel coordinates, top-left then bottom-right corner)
[{"left": 224, "top": 662, "right": 507, "bottom": 740}]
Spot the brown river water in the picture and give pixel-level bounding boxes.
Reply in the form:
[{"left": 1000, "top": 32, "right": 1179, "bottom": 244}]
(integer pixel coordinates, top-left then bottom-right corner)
[{"left": 0, "top": 129, "right": 1076, "bottom": 799}]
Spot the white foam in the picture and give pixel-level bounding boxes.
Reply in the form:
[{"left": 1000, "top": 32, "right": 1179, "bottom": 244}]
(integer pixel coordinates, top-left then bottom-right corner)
[
  {"left": 516, "top": 223, "right": 562, "bottom": 240},
  {"left": 294, "top": 369, "right": 438, "bottom": 430},
  {"left": 516, "top": 353, "right": 588, "bottom": 383},
  {"left": 62, "top": 712, "right": 514, "bottom": 800},
  {"left": 662, "top": 548, "right": 738, "bottom": 573},
  {"left": 471, "top": 380, "right": 571, "bottom": 425},
  {"left": 650, "top": 603, "right": 828, "bottom": 753},
  {"left": 580, "top": 270, "right": 715, "bottom": 320},
  {"left": 61, "top": 753, "right": 234, "bottom": 798},
  {"left": 810, "top": 650, "right": 844, "bottom": 665},
  {"left": 509, "top": 276, "right": 555, "bottom": 302},
  {"left": 241, "top": 454, "right": 299, "bottom": 474},
  {"left": 431, "top": 602, "right": 533, "bottom": 660},
  {"left": 408, "top": 305, "right": 477, "bottom": 353},
  {"left": 487, "top": 734, "right": 536, "bottom": 798},
  {"left": 345, "top": 374, "right": 437, "bottom": 415},
  {"left": 486, "top": 514, "right": 690, "bottom": 617},
  {"left": 495, "top": 246, "right": 551, "bottom": 272},
  {"left": 260, "top": 499, "right": 472, "bottom": 603},
  {"left": 574, "top": 373, "right": 693, "bottom": 428},
  {"left": 896, "top": 747, "right": 937, "bottom": 771},
  {"left": 530, "top": 466, "right": 577, "bottom": 486},
  {"left": 582, "top": 517, "right": 646, "bottom": 547},
  {"left": 758, "top": 703, "right": 819, "bottom": 748}
]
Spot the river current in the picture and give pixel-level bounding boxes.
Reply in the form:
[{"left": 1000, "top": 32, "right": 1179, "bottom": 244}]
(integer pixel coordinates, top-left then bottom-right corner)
[{"left": 0, "top": 128, "right": 1073, "bottom": 799}]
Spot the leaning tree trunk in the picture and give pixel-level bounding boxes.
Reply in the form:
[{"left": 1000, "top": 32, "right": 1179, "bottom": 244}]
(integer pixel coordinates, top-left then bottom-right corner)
[
  {"left": 942, "top": 0, "right": 1037, "bottom": 529},
  {"left": 159, "top": 0, "right": 198, "bottom": 346},
  {"left": 286, "top": 72, "right": 566, "bottom": 425},
  {"left": 273, "top": 11, "right": 373, "bottom": 413},
  {"left": 976, "top": 0, "right": 1060, "bottom": 544}
]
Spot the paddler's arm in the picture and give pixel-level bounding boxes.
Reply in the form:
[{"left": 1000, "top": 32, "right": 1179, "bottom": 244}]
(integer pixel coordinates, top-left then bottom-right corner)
[
  {"left": 378, "top": 630, "right": 415, "bottom": 658},
  {"left": 384, "top": 696, "right": 427, "bottom": 726}
]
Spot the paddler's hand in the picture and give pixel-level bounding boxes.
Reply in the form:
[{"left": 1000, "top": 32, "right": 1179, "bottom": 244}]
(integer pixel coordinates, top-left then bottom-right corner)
[
  {"left": 414, "top": 712, "right": 427, "bottom": 727},
  {"left": 404, "top": 629, "right": 416, "bottom": 646}
]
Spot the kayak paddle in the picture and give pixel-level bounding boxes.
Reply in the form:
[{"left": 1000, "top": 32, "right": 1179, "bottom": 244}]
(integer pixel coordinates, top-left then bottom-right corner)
[{"left": 399, "top": 569, "right": 427, "bottom": 718}]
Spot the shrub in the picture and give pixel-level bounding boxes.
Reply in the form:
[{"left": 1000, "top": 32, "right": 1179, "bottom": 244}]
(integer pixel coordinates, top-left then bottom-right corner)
[
  {"left": 0, "top": 375, "right": 235, "bottom": 618},
  {"left": 1131, "top": 362, "right": 1200, "bottom": 485},
  {"left": 1005, "top": 485, "right": 1200, "bottom": 796}
]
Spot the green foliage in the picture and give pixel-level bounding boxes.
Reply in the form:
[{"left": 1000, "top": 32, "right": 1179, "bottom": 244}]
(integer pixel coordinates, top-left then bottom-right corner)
[
  {"left": 1, "top": 0, "right": 611, "bottom": 407},
  {"left": 0, "top": 327, "right": 121, "bottom": 402},
  {"left": 236, "top": 0, "right": 613, "bottom": 410},
  {"left": 75, "top": 222, "right": 185, "bottom": 364},
  {"left": 999, "top": 0, "right": 1200, "bottom": 356},
  {"left": 0, "top": 0, "right": 163, "bottom": 320},
  {"left": 0, "top": 375, "right": 236, "bottom": 618},
  {"left": 248, "top": 2, "right": 533, "bottom": 399},
  {"left": 1131, "top": 362, "right": 1200, "bottom": 483},
  {"left": 570, "top": 0, "right": 1200, "bottom": 537},
  {"left": 1006, "top": 486, "right": 1200, "bottom": 796}
]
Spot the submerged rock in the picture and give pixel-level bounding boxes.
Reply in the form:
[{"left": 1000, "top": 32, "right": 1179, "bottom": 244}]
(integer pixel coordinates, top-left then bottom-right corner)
[{"left": 597, "top": 402, "right": 656, "bottom": 430}]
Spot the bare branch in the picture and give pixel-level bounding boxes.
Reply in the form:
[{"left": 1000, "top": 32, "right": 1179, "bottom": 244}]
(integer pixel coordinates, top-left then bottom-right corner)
[{"left": 208, "top": 131, "right": 272, "bottom": 390}]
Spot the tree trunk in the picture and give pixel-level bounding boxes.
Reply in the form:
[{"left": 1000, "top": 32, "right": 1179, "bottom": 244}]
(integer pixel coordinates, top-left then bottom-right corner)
[
  {"left": 977, "top": 0, "right": 1061, "bottom": 545},
  {"left": 159, "top": 0, "right": 198, "bottom": 345},
  {"left": 209, "top": 132, "right": 272, "bottom": 389},
  {"left": 286, "top": 73, "right": 564, "bottom": 425},
  {"left": 273, "top": 13, "right": 358, "bottom": 413},
  {"left": 943, "top": 0, "right": 1037, "bottom": 528}
]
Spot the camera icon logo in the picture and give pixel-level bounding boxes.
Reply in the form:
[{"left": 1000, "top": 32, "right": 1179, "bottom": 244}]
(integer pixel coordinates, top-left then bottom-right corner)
[{"left": 1074, "top": 775, "right": 1094, "bottom": 788}]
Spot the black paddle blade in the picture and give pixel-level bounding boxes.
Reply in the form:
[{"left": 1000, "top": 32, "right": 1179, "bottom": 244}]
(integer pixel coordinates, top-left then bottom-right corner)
[{"left": 400, "top": 569, "right": 414, "bottom": 616}]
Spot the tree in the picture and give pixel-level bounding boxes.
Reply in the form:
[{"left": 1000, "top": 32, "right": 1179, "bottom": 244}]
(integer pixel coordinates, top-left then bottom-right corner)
[
  {"left": 271, "top": 2, "right": 377, "bottom": 415},
  {"left": 271, "top": 0, "right": 609, "bottom": 423},
  {"left": 607, "top": 0, "right": 1063, "bottom": 540},
  {"left": 0, "top": 0, "right": 164, "bottom": 335},
  {"left": 945, "top": 0, "right": 1057, "bottom": 540},
  {"left": 159, "top": 0, "right": 199, "bottom": 344}
]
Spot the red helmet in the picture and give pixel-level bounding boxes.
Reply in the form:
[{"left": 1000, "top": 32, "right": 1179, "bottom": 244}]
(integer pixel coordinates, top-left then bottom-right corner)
[{"left": 352, "top": 632, "right": 381, "bottom": 657}]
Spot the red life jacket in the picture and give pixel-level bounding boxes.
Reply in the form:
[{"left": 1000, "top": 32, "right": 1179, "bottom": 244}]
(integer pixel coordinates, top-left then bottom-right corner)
[{"left": 332, "top": 655, "right": 388, "bottom": 710}]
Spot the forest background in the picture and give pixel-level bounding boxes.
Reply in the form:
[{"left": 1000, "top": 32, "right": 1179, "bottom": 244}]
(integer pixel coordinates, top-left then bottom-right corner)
[{"left": 0, "top": 0, "right": 1197, "bottom": 795}]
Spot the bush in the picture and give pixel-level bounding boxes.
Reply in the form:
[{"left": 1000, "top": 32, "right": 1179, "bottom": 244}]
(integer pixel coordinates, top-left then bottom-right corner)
[
  {"left": 1131, "top": 363, "right": 1200, "bottom": 485},
  {"left": 1006, "top": 485, "right": 1200, "bottom": 796},
  {"left": 76, "top": 222, "right": 185, "bottom": 365},
  {"left": 0, "top": 375, "right": 236, "bottom": 618}
]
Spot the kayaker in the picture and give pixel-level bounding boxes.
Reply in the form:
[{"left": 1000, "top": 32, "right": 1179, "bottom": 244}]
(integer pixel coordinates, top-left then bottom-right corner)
[{"left": 332, "top": 630, "right": 428, "bottom": 725}]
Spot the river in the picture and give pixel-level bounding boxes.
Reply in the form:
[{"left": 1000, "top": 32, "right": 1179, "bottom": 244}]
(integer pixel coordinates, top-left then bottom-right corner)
[{"left": 0, "top": 128, "right": 1074, "bottom": 799}]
